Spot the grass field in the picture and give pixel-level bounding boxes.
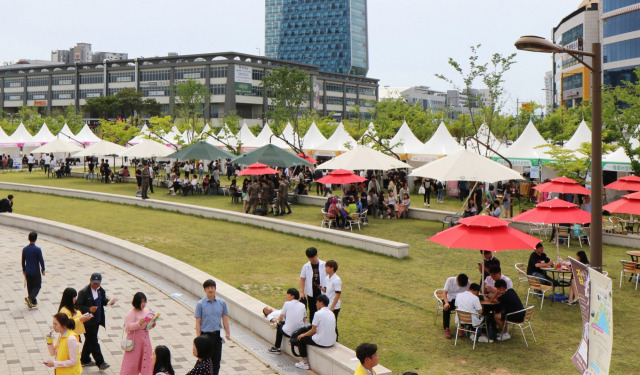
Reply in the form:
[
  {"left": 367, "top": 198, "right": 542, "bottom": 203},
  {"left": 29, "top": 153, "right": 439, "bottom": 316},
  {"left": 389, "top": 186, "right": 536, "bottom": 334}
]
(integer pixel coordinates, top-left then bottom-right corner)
[{"left": 1, "top": 170, "right": 638, "bottom": 374}]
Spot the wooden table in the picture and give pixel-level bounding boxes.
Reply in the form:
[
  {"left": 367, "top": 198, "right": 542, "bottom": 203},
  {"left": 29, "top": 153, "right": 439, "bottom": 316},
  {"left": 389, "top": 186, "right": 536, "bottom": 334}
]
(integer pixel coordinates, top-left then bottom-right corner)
[
  {"left": 541, "top": 267, "right": 572, "bottom": 302},
  {"left": 619, "top": 219, "right": 638, "bottom": 234},
  {"left": 626, "top": 250, "right": 640, "bottom": 262}
]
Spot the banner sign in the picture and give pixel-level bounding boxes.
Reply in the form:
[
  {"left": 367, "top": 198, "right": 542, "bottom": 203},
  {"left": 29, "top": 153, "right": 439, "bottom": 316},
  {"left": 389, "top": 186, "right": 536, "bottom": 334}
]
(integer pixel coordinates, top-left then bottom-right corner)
[
  {"left": 587, "top": 269, "right": 613, "bottom": 375},
  {"left": 235, "top": 65, "right": 253, "bottom": 95}
]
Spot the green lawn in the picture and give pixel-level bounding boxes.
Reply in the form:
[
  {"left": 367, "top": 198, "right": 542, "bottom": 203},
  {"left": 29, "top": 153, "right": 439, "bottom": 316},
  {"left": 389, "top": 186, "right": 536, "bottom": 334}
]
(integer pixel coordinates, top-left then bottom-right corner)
[{"left": 1, "top": 170, "right": 638, "bottom": 374}]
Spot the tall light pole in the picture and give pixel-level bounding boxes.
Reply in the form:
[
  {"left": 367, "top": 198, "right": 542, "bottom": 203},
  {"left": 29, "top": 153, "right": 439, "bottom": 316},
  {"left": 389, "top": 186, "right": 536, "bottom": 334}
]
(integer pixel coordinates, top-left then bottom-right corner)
[{"left": 515, "top": 35, "right": 603, "bottom": 271}]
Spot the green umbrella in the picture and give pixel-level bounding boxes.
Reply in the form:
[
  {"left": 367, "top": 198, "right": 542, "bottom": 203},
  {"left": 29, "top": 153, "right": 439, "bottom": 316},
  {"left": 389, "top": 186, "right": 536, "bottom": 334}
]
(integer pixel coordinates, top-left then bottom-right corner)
[
  {"left": 166, "top": 141, "right": 235, "bottom": 160},
  {"left": 233, "top": 144, "right": 312, "bottom": 168}
]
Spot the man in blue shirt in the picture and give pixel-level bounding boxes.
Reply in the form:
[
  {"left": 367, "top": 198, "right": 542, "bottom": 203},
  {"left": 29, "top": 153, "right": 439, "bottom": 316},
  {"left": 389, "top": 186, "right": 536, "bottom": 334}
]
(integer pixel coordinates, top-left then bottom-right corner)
[
  {"left": 21, "top": 231, "right": 44, "bottom": 308},
  {"left": 195, "top": 279, "right": 230, "bottom": 375}
]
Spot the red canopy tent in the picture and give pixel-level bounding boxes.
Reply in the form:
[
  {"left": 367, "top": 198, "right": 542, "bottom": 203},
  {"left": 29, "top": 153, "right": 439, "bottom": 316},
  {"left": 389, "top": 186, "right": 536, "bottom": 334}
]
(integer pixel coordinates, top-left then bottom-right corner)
[
  {"left": 236, "top": 162, "right": 279, "bottom": 176},
  {"left": 315, "top": 169, "right": 366, "bottom": 184}
]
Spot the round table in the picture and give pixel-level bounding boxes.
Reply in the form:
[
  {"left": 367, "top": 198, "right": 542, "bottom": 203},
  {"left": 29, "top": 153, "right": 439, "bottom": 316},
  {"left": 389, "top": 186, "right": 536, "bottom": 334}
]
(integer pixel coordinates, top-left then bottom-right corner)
[
  {"left": 626, "top": 250, "right": 640, "bottom": 262},
  {"left": 541, "top": 267, "right": 572, "bottom": 302}
]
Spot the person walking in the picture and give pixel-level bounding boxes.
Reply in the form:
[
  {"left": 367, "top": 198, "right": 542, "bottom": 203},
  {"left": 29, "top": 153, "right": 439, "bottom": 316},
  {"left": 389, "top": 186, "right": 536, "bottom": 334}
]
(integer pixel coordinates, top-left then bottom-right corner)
[
  {"left": 58, "top": 288, "right": 91, "bottom": 338},
  {"left": 43, "top": 313, "right": 82, "bottom": 374},
  {"left": 141, "top": 163, "right": 150, "bottom": 200},
  {"left": 22, "top": 231, "right": 45, "bottom": 308},
  {"left": 121, "top": 292, "right": 154, "bottom": 375},
  {"left": 27, "top": 153, "right": 35, "bottom": 173},
  {"left": 77, "top": 273, "right": 117, "bottom": 370},
  {"left": 195, "top": 279, "right": 230, "bottom": 375}
]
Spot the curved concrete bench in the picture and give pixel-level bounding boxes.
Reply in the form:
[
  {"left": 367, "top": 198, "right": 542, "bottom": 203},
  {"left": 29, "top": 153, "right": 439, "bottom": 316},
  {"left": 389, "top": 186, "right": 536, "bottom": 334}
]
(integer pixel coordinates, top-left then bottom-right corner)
[
  {"left": 0, "top": 182, "right": 409, "bottom": 258},
  {"left": 0, "top": 213, "right": 391, "bottom": 375}
]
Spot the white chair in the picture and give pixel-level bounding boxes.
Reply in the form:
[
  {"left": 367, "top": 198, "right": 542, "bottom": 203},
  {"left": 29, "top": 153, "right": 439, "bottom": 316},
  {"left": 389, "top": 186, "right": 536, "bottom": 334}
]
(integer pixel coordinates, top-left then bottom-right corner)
[
  {"left": 514, "top": 263, "right": 529, "bottom": 290},
  {"left": 321, "top": 213, "right": 336, "bottom": 229},
  {"left": 454, "top": 310, "right": 488, "bottom": 350},
  {"left": 500, "top": 306, "right": 536, "bottom": 348},
  {"left": 359, "top": 209, "right": 368, "bottom": 226},
  {"left": 529, "top": 223, "right": 548, "bottom": 239},
  {"left": 573, "top": 225, "right": 590, "bottom": 247},
  {"left": 346, "top": 213, "right": 361, "bottom": 231},
  {"left": 433, "top": 289, "right": 445, "bottom": 325},
  {"left": 619, "top": 260, "right": 640, "bottom": 289}
]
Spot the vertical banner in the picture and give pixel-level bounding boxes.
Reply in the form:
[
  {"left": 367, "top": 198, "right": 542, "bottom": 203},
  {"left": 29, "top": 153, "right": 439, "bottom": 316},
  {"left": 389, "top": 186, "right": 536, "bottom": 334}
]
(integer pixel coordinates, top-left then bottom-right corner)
[
  {"left": 569, "top": 257, "right": 589, "bottom": 373},
  {"left": 234, "top": 65, "right": 253, "bottom": 95},
  {"left": 586, "top": 269, "right": 613, "bottom": 375}
]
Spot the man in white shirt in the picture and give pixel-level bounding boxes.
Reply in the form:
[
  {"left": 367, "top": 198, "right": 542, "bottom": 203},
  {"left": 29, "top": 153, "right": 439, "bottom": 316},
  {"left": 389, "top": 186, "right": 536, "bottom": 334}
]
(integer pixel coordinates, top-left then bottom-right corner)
[
  {"left": 321, "top": 260, "right": 341, "bottom": 341},
  {"left": 299, "top": 247, "right": 326, "bottom": 322},
  {"left": 27, "top": 153, "right": 35, "bottom": 173},
  {"left": 268, "top": 288, "right": 307, "bottom": 354},
  {"left": 441, "top": 274, "right": 470, "bottom": 339},
  {"left": 293, "top": 295, "right": 336, "bottom": 370},
  {"left": 483, "top": 265, "right": 513, "bottom": 297},
  {"left": 43, "top": 154, "right": 52, "bottom": 175},
  {"left": 455, "top": 283, "right": 488, "bottom": 343},
  {"left": 262, "top": 307, "right": 281, "bottom": 323}
]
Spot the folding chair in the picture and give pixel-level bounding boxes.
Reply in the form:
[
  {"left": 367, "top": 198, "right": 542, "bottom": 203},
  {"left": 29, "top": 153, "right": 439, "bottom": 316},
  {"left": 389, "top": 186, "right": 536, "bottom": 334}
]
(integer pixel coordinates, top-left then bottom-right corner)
[
  {"left": 454, "top": 310, "right": 488, "bottom": 350},
  {"left": 346, "top": 213, "right": 361, "bottom": 231},
  {"left": 433, "top": 289, "right": 445, "bottom": 325},
  {"left": 574, "top": 226, "right": 590, "bottom": 247},
  {"left": 529, "top": 223, "right": 548, "bottom": 239},
  {"left": 359, "top": 209, "right": 368, "bottom": 226},
  {"left": 526, "top": 276, "right": 553, "bottom": 309},
  {"left": 321, "top": 214, "right": 336, "bottom": 229},
  {"left": 557, "top": 226, "right": 570, "bottom": 247},
  {"left": 500, "top": 306, "right": 536, "bottom": 348},
  {"left": 619, "top": 260, "right": 640, "bottom": 290}
]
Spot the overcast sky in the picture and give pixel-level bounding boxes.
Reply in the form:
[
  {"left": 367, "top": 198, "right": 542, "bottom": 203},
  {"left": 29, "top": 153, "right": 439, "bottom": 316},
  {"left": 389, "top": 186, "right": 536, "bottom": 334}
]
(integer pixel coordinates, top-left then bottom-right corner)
[{"left": 2, "top": 0, "right": 581, "bottom": 112}]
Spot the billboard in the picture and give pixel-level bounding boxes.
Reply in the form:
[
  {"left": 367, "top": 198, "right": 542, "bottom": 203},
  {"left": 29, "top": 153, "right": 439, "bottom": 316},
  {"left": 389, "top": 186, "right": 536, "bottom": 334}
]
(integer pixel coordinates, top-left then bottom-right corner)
[{"left": 235, "top": 65, "right": 252, "bottom": 95}]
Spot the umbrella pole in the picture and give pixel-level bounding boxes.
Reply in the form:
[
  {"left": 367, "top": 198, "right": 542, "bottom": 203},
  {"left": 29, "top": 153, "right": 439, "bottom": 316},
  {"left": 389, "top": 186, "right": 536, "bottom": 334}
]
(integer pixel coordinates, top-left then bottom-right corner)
[
  {"left": 481, "top": 255, "right": 485, "bottom": 295},
  {"left": 556, "top": 223, "right": 560, "bottom": 264}
]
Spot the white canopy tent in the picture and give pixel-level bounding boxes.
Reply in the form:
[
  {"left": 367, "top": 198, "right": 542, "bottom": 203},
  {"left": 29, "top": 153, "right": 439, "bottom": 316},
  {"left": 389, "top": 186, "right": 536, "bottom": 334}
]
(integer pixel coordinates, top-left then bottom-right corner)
[
  {"left": 236, "top": 123, "right": 257, "bottom": 149},
  {"left": 499, "top": 120, "right": 552, "bottom": 166},
  {"left": 390, "top": 121, "right": 425, "bottom": 157},
  {"left": 0, "top": 126, "right": 11, "bottom": 147},
  {"left": 313, "top": 122, "right": 356, "bottom": 157},
  {"left": 359, "top": 122, "right": 377, "bottom": 143},
  {"left": 280, "top": 122, "right": 300, "bottom": 147},
  {"left": 8, "top": 123, "right": 39, "bottom": 147},
  {"left": 33, "top": 122, "right": 56, "bottom": 145},
  {"left": 57, "top": 123, "right": 76, "bottom": 142},
  {"left": 464, "top": 123, "right": 506, "bottom": 156},
  {"left": 301, "top": 122, "right": 327, "bottom": 150},
  {"left": 73, "top": 140, "right": 127, "bottom": 158},
  {"left": 199, "top": 123, "right": 212, "bottom": 139},
  {"left": 164, "top": 126, "right": 183, "bottom": 146},
  {"left": 75, "top": 124, "right": 102, "bottom": 146},
  {"left": 564, "top": 119, "right": 592, "bottom": 151},
  {"left": 317, "top": 145, "right": 411, "bottom": 171},
  {"left": 603, "top": 139, "right": 639, "bottom": 172},
  {"left": 244, "top": 125, "right": 288, "bottom": 150},
  {"left": 414, "top": 122, "right": 463, "bottom": 162},
  {"left": 120, "top": 139, "right": 174, "bottom": 158},
  {"left": 32, "top": 138, "right": 83, "bottom": 154}
]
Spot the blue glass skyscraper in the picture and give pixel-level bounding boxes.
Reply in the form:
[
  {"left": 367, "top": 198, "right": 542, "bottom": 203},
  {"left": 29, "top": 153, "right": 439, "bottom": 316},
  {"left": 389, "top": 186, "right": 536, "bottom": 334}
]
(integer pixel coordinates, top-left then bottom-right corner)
[
  {"left": 265, "top": 0, "right": 369, "bottom": 76},
  {"left": 602, "top": 0, "right": 640, "bottom": 86}
]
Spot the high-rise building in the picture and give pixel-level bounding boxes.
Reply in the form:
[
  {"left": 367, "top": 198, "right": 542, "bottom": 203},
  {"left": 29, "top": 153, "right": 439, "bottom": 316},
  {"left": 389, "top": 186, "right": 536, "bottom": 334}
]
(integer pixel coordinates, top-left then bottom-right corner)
[
  {"left": 265, "top": 0, "right": 369, "bottom": 76},
  {"left": 601, "top": 0, "right": 640, "bottom": 86},
  {"left": 51, "top": 50, "right": 70, "bottom": 64},
  {"left": 551, "top": 1, "right": 600, "bottom": 108}
]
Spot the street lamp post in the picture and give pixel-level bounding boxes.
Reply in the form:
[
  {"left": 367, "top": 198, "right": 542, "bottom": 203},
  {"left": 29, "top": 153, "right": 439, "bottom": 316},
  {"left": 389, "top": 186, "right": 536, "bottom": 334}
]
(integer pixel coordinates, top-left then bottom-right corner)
[{"left": 515, "top": 35, "right": 603, "bottom": 271}]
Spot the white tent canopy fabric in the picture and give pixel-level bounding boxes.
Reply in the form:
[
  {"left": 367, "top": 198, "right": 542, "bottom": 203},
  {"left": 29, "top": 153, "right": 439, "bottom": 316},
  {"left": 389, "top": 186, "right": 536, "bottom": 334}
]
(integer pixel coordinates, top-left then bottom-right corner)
[
  {"left": 57, "top": 123, "right": 75, "bottom": 142},
  {"left": 249, "top": 125, "right": 288, "bottom": 149},
  {"left": 419, "top": 122, "right": 463, "bottom": 157},
  {"left": 410, "top": 148, "right": 524, "bottom": 183},
  {"left": 236, "top": 123, "right": 257, "bottom": 147},
  {"left": 390, "top": 121, "right": 425, "bottom": 156},
  {"left": 603, "top": 139, "right": 639, "bottom": 172},
  {"left": 121, "top": 139, "right": 174, "bottom": 158},
  {"left": 464, "top": 123, "right": 506, "bottom": 156},
  {"left": 0, "top": 126, "right": 11, "bottom": 146},
  {"left": 75, "top": 124, "right": 101, "bottom": 146},
  {"left": 564, "top": 119, "right": 592, "bottom": 150},
  {"left": 32, "top": 138, "right": 83, "bottom": 154},
  {"left": 73, "top": 140, "right": 126, "bottom": 158},
  {"left": 216, "top": 124, "right": 239, "bottom": 148},
  {"left": 9, "top": 123, "right": 39, "bottom": 147},
  {"left": 359, "top": 122, "right": 377, "bottom": 142},
  {"left": 301, "top": 122, "right": 327, "bottom": 150},
  {"left": 280, "top": 122, "right": 300, "bottom": 147},
  {"left": 199, "top": 123, "right": 212, "bottom": 139},
  {"left": 313, "top": 122, "right": 356, "bottom": 156},
  {"left": 33, "top": 123, "right": 56, "bottom": 145},
  {"left": 499, "top": 120, "right": 551, "bottom": 166},
  {"left": 317, "top": 145, "right": 411, "bottom": 171}
]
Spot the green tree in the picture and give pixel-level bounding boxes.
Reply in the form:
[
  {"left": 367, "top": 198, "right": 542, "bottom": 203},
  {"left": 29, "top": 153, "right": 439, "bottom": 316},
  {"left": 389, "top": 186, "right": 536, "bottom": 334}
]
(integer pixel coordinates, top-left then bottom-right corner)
[
  {"left": 436, "top": 44, "right": 516, "bottom": 155},
  {"left": 603, "top": 67, "right": 640, "bottom": 175},
  {"left": 83, "top": 96, "right": 119, "bottom": 119},
  {"left": 261, "top": 66, "right": 312, "bottom": 152},
  {"left": 171, "top": 79, "right": 207, "bottom": 144},
  {"left": 141, "top": 98, "right": 163, "bottom": 118},
  {"left": 542, "top": 142, "right": 616, "bottom": 184},
  {"left": 95, "top": 119, "right": 139, "bottom": 145},
  {"left": 115, "top": 88, "right": 144, "bottom": 122}
]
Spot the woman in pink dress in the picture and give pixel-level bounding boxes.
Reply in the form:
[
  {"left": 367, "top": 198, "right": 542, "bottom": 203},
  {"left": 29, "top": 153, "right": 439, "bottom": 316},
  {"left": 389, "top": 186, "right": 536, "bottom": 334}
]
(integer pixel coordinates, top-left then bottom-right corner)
[{"left": 120, "top": 292, "right": 154, "bottom": 375}]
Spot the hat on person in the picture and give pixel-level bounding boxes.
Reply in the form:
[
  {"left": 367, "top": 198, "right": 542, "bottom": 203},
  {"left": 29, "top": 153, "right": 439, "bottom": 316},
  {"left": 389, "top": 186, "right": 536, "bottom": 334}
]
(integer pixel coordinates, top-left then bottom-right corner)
[
  {"left": 90, "top": 273, "right": 102, "bottom": 284},
  {"left": 327, "top": 194, "right": 333, "bottom": 199}
]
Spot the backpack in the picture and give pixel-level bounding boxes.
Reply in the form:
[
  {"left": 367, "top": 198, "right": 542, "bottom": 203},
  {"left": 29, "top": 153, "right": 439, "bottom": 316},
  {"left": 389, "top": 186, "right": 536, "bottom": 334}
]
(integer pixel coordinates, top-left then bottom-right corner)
[{"left": 289, "top": 326, "right": 312, "bottom": 357}]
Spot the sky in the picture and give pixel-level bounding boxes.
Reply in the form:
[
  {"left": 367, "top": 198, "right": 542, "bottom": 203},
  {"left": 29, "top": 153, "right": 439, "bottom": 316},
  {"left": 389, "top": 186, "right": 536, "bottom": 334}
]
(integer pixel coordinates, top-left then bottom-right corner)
[{"left": 1, "top": 0, "right": 581, "bottom": 113}]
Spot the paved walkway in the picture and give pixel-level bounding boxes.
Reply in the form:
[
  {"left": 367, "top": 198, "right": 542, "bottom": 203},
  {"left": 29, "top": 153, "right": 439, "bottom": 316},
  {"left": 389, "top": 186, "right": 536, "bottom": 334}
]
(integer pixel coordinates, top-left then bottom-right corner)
[{"left": 0, "top": 227, "right": 280, "bottom": 375}]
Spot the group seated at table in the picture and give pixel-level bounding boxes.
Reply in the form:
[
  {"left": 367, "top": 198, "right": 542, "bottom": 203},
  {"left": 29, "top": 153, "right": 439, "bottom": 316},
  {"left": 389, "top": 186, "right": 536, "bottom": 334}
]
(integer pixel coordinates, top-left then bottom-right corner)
[
  {"left": 527, "top": 242, "right": 556, "bottom": 286},
  {"left": 323, "top": 195, "right": 362, "bottom": 229},
  {"left": 55, "top": 162, "right": 71, "bottom": 178}
]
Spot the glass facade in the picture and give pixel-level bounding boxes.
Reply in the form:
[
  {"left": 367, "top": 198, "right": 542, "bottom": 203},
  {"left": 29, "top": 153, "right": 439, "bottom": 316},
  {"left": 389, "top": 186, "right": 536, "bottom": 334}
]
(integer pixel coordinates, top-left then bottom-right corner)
[
  {"left": 562, "top": 73, "right": 583, "bottom": 91},
  {"left": 603, "top": 10, "right": 640, "bottom": 37},
  {"left": 603, "top": 38, "right": 640, "bottom": 63},
  {"left": 27, "top": 76, "right": 49, "bottom": 87},
  {"left": 603, "top": 0, "right": 639, "bottom": 12},
  {"left": 604, "top": 65, "right": 640, "bottom": 86},
  {"left": 265, "top": 0, "right": 369, "bottom": 76}
]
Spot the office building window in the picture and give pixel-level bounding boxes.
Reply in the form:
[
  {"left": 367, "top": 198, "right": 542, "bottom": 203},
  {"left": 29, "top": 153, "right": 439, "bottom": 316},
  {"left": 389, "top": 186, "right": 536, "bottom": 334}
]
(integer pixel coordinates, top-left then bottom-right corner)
[
  {"left": 562, "top": 73, "right": 583, "bottom": 91},
  {"left": 108, "top": 88, "right": 125, "bottom": 96},
  {"left": 53, "top": 75, "right": 75, "bottom": 85},
  {"left": 4, "top": 92, "right": 23, "bottom": 101},
  {"left": 604, "top": 38, "right": 640, "bottom": 63},
  {"left": 603, "top": 10, "right": 640, "bottom": 37},
  {"left": 346, "top": 85, "right": 357, "bottom": 94},
  {"left": 604, "top": 65, "right": 640, "bottom": 86},
  {"left": 210, "top": 66, "right": 228, "bottom": 78},
  {"left": 27, "top": 76, "right": 49, "bottom": 87},
  {"left": 108, "top": 71, "right": 135, "bottom": 83},
  {"left": 80, "top": 73, "right": 103, "bottom": 84},
  {"left": 175, "top": 67, "right": 206, "bottom": 80},
  {"left": 325, "top": 82, "right": 343, "bottom": 92},
  {"left": 80, "top": 89, "right": 103, "bottom": 99},
  {"left": 4, "top": 78, "right": 24, "bottom": 88},
  {"left": 603, "top": 0, "right": 639, "bottom": 13},
  {"left": 560, "top": 24, "right": 583, "bottom": 46},
  {"left": 140, "top": 69, "right": 170, "bottom": 81},
  {"left": 28, "top": 91, "right": 48, "bottom": 100},
  {"left": 210, "top": 84, "right": 226, "bottom": 95},
  {"left": 359, "top": 87, "right": 375, "bottom": 96},
  {"left": 252, "top": 69, "right": 265, "bottom": 81},
  {"left": 141, "top": 86, "right": 169, "bottom": 97},
  {"left": 326, "top": 96, "right": 343, "bottom": 105},
  {"left": 52, "top": 90, "right": 75, "bottom": 100}
]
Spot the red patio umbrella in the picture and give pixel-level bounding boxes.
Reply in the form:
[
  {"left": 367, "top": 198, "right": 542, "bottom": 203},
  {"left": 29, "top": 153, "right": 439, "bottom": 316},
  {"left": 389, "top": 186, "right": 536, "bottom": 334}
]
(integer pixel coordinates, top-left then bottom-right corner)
[
  {"left": 512, "top": 198, "right": 591, "bottom": 262},
  {"left": 603, "top": 175, "right": 640, "bottom": 192},
  {"left": 297, "top": 153, "right": 317, "bottom": 164},
  {"left": 602, "top": 191, "right": 640, "bottom": 215},
  {"left": 533, "top": 176, "right": 591, "bottom": 195},
  {"left": 428, "top": 215, "right": 541, "bottom": 293},
  {"left": 236, "top": 162, "right": 279, "bottom": 176},
  {"left": 315, "top": 169, "right": 366, "bottom": 184}
]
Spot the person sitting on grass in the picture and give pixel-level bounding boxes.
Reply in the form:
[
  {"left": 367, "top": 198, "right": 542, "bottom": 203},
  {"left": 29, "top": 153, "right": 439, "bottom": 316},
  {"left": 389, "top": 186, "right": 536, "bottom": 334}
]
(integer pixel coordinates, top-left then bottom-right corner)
[
  {"left": 267, "top": 288, "right": 306, "bottom": 354},
  {"left": 292, "top": 295, "right": 336, "bottom": 370},
  {"left": 354, "top": 342, "right": 379, "bottom": 375},
  {"left": 489, "top": 279, "right": 525, "bottom": 341},
  {"left": 454, "top": 283, "right": 488, "bottom": 343}
]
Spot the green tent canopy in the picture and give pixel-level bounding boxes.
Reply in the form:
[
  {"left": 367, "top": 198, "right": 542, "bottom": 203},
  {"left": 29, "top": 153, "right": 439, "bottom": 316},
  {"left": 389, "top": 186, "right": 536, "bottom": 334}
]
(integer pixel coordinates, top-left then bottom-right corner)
[
  {"left": 232, "top": 144, "right": 312, "bottom": 168},
  {"left": 166, "top": 141, "right": 235, "bottom": 161}
]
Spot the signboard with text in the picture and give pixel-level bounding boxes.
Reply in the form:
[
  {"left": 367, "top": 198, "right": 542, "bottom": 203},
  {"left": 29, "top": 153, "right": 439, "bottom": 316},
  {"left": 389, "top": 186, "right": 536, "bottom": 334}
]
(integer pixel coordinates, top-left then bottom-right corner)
[{"left": 235, "top": 65, "right": 252, "bottom": 95}]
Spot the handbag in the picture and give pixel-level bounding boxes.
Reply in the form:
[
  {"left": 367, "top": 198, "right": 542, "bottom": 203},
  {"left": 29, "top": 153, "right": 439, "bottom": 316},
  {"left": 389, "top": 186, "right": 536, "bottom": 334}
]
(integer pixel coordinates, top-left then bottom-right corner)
[
  {"left": 418, "top": 185, "right": 426, "bottom": 195},
  {"left": 120, "top": 324, "right": 135, "bottom": 352}
]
